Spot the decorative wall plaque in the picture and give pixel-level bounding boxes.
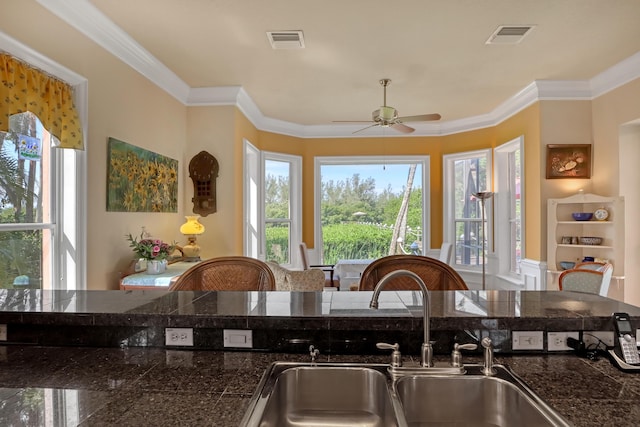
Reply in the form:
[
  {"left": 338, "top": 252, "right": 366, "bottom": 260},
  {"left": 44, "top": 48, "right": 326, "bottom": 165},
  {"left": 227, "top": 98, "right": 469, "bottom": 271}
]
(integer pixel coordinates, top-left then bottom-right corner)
[{"left": 188, "top": 151, "right": 219, "bottom": 216}]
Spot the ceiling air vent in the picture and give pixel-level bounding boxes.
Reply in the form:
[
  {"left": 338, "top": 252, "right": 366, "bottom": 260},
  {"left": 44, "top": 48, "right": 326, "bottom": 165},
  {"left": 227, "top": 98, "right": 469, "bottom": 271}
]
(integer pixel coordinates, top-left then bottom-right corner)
[
  {"left": 267, "top": 31, "right": 305, "bottom": 49},
  {"left": 486, "top": 25, "right": 535, "bottom": 44}
]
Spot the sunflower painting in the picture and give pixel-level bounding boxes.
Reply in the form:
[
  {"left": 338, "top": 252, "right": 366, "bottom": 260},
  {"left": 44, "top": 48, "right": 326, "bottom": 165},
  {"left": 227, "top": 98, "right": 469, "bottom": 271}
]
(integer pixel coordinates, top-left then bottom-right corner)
[{"left": 107, "top": 138, "right": 178, "bottom": 212}]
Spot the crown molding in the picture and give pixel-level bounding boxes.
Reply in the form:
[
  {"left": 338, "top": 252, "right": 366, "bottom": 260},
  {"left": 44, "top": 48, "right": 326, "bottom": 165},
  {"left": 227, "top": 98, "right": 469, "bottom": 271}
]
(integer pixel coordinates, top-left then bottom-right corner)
[
  {"left": 590, "top": 50, "right": 640, "bottom": 98},
  {"left": 36, "top": 0, "right": 190, "bottom": 103},
  {"left": 36, "top": 0, "right": 640, "bottom": 139}
]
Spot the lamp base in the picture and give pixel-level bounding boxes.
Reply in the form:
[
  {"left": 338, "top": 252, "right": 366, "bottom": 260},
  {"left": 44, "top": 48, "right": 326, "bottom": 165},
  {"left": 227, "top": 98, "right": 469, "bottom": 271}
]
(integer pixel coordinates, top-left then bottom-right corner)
[
  {"left": 181, "top": 240, "right": 201, "bottom": 260},
  {"left": 182, "top": 256, "right": 201, "bottom": 262}
]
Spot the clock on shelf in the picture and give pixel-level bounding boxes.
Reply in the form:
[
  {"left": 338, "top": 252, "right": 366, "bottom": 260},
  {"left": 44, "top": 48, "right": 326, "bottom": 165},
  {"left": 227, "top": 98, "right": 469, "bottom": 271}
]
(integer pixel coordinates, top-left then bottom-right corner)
[{"left": 594, "top": 207, "right": 609, "bottom": 221}]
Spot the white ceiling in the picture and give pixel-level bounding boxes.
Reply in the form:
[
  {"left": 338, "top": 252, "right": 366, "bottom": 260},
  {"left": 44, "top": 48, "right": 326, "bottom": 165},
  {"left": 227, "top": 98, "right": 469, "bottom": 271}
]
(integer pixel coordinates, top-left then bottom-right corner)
[{"left": 40, "top": 0, "right": 640, "bottom": 137}]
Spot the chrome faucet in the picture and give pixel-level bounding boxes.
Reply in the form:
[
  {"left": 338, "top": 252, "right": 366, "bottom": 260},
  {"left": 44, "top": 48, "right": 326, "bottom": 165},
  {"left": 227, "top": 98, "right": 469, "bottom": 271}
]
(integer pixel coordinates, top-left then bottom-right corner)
[
  {"left": 481, "top": 337, "right": 497, "bottom": 376},
  {"left": 369, "top": 270, "right": 433, "bottom": 367}
]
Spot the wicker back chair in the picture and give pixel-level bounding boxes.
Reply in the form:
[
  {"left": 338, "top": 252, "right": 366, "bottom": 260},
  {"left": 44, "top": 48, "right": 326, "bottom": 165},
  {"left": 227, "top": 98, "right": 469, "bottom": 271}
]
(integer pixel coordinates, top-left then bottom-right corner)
[
  {"left": 169, "top": 256, "right": 276, "bottom": 291},
  {"left": 358, "top": 255, "right": 468, "bottom": 291}
]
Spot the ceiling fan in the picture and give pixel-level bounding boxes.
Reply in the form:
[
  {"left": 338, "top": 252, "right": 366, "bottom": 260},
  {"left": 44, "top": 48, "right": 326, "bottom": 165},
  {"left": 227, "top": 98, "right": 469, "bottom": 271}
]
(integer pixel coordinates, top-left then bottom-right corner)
[{"left": 335, "top": 79, "right": 441, "bottom": 134}]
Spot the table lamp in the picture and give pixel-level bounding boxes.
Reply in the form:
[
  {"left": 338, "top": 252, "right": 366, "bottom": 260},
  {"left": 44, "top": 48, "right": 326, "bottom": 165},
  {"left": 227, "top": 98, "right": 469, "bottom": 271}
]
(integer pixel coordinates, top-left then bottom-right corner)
[{"left": 179, "top": 215, "right": 205, "bottom": 261}]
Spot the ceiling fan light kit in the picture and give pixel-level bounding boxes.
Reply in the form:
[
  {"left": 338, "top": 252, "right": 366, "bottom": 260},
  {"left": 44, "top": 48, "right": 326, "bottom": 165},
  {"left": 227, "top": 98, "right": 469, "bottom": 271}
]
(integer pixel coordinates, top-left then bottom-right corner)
[{"left": 336, "top": 78, "right": 441, "bottom": 134}]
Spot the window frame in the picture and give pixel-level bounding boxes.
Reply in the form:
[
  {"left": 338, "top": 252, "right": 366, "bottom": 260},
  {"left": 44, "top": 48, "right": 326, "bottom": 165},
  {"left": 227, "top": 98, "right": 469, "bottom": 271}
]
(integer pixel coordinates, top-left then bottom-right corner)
[
  {"left": 443, "top": 149, "right": 492, "bottom": 271},
  {"left": 0, "top": 33, "right": 87, "bottom": 290},
  {"left": 263, "top": 152, "right": 302, "bottom": 268},
  {"left": 494, "top": 136, "right": 524, "bottom": 281},
  {"left": 242, "top": 141, "right": 302, "bottom": 267},
  {"left": 313, "top": 155, "right": 430, "bottom": 263}
]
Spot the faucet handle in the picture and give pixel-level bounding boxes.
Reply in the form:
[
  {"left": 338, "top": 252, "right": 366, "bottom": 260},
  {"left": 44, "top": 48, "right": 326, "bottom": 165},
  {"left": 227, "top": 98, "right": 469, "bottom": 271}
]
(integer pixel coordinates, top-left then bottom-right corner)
[
  {"left": 377, "top": 342, "right": 402, "bottom": 367},
  {"left": 309, "top": 345, "right": 320, "bottom": 363},
  {"left": 451, "top": 343, "right": 478, "bottom": 367}
]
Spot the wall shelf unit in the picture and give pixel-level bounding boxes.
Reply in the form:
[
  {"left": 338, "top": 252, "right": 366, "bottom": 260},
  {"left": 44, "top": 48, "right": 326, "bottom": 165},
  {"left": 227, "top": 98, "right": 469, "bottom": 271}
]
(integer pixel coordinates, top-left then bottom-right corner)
[{"left": 547, "top": 193, "right": 625, "bottom": 296}]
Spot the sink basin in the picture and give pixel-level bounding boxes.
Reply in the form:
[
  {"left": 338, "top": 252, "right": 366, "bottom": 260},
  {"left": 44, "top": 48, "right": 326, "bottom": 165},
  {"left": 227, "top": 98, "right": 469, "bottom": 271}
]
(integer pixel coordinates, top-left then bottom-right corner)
[
  {"left": 395, "top": 365, "right": 570, "bottom": 427},
  {"left": 241, "top": 363, "right": 398, "bottom": 427},
  {"left": 241, "top": 362, "right": 570, "bottom": 427}
]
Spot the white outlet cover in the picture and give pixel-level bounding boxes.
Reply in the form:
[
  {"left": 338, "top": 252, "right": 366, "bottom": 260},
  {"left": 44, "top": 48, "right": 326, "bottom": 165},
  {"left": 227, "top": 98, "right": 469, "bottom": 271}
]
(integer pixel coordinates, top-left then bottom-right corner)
[
  {"left": 512, "top": 331, "right": 544, "bottom": 350},
  {"left": 223, "top": 329, "right": 253, "bottom": 348},
  {"left": 165, "top": 328, "right": 194, "bottom": 346},
  {"left": 547, "top": 332, "right": 579, "bottom": 351}
]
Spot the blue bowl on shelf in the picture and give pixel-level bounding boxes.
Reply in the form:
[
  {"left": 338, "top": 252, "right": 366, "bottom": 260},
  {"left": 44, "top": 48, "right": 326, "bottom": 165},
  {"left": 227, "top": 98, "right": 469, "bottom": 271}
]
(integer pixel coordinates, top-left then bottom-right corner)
[
  {"left": 559, "top": 261, "right": 576, "bottom": 270},
  {"left": 572, "top": 212, "right": 593, "bottom": 221}
]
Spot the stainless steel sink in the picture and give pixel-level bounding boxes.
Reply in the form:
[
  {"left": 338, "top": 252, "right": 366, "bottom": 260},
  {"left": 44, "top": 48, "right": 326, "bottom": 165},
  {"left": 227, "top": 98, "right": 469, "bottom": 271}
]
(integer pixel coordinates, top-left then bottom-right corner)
[
  {"left": 241, "top": 362, "right": 398, "bottom": 427},
  {"left": 240, "top": 362, "right": 571, "bottom": 427},
  {"left": 394, "top": 365, "right": 571, "bottom": 427}
]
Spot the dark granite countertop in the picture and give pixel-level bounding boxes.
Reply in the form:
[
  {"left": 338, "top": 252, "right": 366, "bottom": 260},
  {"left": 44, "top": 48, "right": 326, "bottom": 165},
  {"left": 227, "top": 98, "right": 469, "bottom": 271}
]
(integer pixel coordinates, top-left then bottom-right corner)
[
  {"left": 0, "top": 289, "right": 639, "bottom": 354},
  {"left": 1, "top": 290, "right": 640, "bottom": 425},
  {"left": 1, "top": 345, "right": 639, "bottom": 426}
]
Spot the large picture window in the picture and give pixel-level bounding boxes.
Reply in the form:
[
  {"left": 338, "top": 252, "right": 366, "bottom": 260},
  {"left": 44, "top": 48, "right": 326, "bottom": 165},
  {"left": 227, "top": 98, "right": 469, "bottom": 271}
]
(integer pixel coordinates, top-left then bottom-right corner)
[{"left": 314, "top": 156, "right": 430, "bottom": 264}]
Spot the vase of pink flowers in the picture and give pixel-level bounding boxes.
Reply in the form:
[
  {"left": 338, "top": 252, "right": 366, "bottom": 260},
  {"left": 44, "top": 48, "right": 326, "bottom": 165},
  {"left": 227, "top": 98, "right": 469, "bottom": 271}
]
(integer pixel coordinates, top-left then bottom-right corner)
[{"left": 126, "top": 232, "right": 175, "bottom": 275}]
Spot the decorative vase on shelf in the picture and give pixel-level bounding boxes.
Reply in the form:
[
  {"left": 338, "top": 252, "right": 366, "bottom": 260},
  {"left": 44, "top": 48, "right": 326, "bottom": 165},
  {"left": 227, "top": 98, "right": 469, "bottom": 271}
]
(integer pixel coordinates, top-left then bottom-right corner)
[{"left": 146, "top": 260, "right": 166, "bottom": 275}]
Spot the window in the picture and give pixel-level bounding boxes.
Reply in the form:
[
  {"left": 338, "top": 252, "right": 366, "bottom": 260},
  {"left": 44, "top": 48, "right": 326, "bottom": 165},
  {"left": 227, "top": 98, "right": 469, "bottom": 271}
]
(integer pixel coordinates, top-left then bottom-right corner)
[
  {"left": 243, "top": 141, "right": 301, "bottom": 266},
  {"left": 0, "top": 39, "right": 87, "bottom": 290},
  {"left": 443, "top": 150, "right": 492, "bottom": 269},
  {"left": 264, "top": 155, "right": 301, "bottom": 266},
  {"left": 495, "top": 136, "right": 524, "bottom": 278},
  {"left": 314, "top": 156, "right": 430, "bottom": 264},
  {"left": 0, "top": 113, "right": 52, "bottom": 289}
]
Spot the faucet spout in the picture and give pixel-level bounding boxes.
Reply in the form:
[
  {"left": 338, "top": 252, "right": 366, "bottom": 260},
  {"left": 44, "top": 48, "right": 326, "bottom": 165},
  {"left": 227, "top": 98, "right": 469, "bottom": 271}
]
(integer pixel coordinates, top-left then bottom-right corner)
[{"left": 369, "top": 270, "right": 433, "bottom": 367}]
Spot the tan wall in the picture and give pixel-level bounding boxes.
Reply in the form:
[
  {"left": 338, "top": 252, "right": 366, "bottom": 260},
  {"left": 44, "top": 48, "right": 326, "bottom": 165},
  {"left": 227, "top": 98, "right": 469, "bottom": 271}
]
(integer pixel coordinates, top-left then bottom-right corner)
[
  {"left": 1, "top": 1, "right": 188, "bottom": 289},
  {"left": 185, "top": 106, "right": 238, "bottom": 258},
  {"left": 593, "top": 79, "right": 640, "bottom": 305}
]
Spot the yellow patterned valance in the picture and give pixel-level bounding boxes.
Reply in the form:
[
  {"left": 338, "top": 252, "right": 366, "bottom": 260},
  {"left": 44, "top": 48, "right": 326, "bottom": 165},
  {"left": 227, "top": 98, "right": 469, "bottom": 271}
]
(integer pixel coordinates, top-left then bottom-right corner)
[{"left": 0, "top": 53, "right": 84, "bottom": 150}]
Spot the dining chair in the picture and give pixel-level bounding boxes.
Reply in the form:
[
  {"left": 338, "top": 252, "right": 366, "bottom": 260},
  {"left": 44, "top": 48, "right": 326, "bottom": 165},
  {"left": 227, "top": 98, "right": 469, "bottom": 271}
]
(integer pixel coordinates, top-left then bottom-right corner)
[
  {"left": 266, "top": 261, "right": 326, "bottom": 291},
  {"left": 169, "top": 256, "right": 276, "bottom": 291},
  {"left": 558, "top": 262, "right": 612, "bottom": 297},
  {"left": 438, "top": 242, "right": 453, "bottom": 264},
  {"left": 358, "top": 255, "right": 468, "bottom": 291},
  {"left": 299, "top": 242, "right": 340, "bottom": 289}
]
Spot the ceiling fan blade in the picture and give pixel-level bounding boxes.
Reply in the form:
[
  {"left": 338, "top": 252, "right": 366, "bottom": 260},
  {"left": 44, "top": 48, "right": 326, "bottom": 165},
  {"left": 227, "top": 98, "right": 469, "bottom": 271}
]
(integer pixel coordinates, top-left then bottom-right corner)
[
  {"left": 333, "top": 120, "right": 375, "bottom": 123},
  {"left": 391, "top": 122, "right": 415, "bottom": 134},
  {"left": 396, "top": 113, "right": 441, "bottom": 122},
  {"left": 353, "top": 123, "right": 379, "bottom": 134}
]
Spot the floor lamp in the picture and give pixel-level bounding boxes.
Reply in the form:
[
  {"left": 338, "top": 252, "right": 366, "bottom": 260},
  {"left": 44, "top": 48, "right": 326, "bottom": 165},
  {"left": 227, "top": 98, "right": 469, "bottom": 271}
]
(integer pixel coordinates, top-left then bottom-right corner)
[{"left": 473, "top": 191, "right": 494, "bottom": 290}]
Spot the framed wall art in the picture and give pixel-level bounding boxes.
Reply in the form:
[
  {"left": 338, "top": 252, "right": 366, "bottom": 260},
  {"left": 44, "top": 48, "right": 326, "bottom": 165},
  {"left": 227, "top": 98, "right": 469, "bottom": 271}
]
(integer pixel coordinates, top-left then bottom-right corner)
[
  {"left": 546, "top": 144, "right": 591, "bottom": 179},
  {"left": 107, "top": 137, "right": 178, "bottom": 212}
]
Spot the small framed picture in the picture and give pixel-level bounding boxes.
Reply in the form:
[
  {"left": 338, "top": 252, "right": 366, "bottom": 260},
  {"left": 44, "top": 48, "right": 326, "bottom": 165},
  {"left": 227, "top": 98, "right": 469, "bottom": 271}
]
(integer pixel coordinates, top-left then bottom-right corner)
[{"left": 546, "top": 144, "right": 591, "bottom": 179}]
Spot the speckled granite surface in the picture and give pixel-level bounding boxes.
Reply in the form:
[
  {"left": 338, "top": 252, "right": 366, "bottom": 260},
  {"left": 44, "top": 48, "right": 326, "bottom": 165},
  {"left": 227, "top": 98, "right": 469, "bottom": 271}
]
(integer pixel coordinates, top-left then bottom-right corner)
[
  {"left": 0, "top": 346, "right": 639, "bottom": 426},
  {"left": 1, "top": 289, "right": 640, "bottom": 425},
  {"left": 1, "top": 289, "right": 639, "bottom": 354}
]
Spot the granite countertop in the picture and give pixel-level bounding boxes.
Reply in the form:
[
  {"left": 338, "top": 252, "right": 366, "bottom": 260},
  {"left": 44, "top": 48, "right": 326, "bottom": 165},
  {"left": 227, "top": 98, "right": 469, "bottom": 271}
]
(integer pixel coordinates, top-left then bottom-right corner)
[
  {"left": 1, "top": 345, "right": 639, "bottom": 426},
  {"left": 1, "top": 289, "right": 639, "bottom": 354},
  {"left": 2, "top": 289, "right": 640, "bottom": 425}
]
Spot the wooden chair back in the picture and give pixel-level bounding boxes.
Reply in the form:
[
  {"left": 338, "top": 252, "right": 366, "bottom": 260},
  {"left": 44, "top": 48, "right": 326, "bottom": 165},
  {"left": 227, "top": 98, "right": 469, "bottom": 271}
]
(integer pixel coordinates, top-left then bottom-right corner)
[
  {"left": 359, "top": 255, "right": 468, "bottom": 291},
  {"left": 169, "top": 256, "right": 275, "bottom": 291}
]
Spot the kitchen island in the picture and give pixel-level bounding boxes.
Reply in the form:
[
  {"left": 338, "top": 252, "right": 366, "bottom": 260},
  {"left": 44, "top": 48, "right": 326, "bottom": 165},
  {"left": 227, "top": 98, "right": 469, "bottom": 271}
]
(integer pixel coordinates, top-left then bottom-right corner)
[{"left": 0, "top": 288, "right": 640, "bottom": 425}]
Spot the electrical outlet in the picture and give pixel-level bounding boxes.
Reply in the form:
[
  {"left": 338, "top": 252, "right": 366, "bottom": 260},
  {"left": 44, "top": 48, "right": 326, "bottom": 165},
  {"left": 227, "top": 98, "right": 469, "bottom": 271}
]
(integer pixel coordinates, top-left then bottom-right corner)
[
  {"left": 165, "top": 328, "right": 194, "bottom": 346},
  {"left": 0, "top": 324, "right": 6, "bottom": 341},
  {"left": 547, "top": 332, "right": 579, "bottom": 351},
  {"left": 582, "top": 331, "right": 615, "bottom": 348},
  {"left": 512, "top": 331, "right": 543, "bottom": 350},
  {"left": 223, "top": 329, "right": 253, "bottom": 348}
]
